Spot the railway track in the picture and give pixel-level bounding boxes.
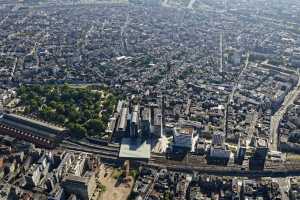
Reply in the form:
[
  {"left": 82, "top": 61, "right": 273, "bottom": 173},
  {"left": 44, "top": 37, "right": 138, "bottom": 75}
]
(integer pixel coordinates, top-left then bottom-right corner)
[
  {"left": 58, "top": 141, "right": 300, "bottom": 177},
  {"left": 148, "top": 153, "right": 300, "bottom": 177},
  {"left": 63, "top": 139, "right": 120, "bottom": 152},
  {"left": 142, "top": 159, "right": 300, "bottom": 177},
  {"left": 60, "top": 140, "right": 119, "bottom": 158}
]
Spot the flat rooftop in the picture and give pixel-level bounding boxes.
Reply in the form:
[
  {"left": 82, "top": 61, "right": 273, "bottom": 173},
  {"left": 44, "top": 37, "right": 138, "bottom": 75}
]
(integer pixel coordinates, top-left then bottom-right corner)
[
  {"left": 119, "top": 138, "right": 151, "bottom": 160},
  {"left": 176, "top": 127, "right": 194, "bottom": 135},
  {"left": 0, "top": 120, "right": 57, "bottom": 140},
  {"left": 4, "top": 113, "right": 67, "bottom": 132}
]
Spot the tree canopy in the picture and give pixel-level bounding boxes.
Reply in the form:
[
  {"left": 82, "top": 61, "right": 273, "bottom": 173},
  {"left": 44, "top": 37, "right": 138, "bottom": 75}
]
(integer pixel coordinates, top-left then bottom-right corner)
[{"left": 17, "top": 84, "right": 117, "bottom": 139}]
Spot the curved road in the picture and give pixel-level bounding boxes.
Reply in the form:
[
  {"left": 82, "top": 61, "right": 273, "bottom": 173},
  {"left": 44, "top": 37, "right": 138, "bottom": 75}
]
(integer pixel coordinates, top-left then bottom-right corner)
[{"left": 270, "top": 69, "right": 300, "bottom": 151}]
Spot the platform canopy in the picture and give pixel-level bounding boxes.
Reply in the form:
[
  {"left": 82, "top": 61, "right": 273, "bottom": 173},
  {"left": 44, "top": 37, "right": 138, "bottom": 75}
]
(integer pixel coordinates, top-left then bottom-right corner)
[{"left": 119, "top": 138, "right": 151, "bottom": 160}]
